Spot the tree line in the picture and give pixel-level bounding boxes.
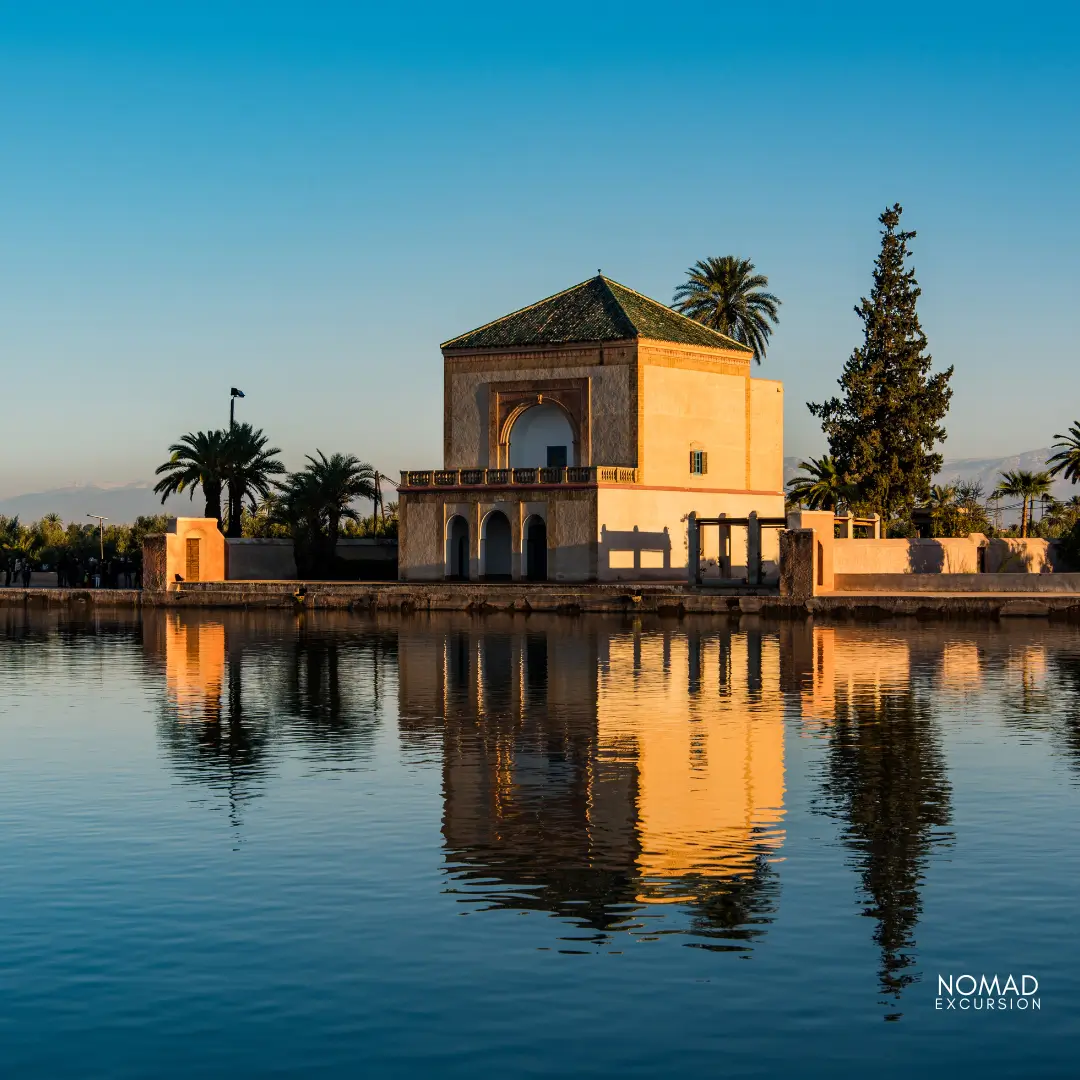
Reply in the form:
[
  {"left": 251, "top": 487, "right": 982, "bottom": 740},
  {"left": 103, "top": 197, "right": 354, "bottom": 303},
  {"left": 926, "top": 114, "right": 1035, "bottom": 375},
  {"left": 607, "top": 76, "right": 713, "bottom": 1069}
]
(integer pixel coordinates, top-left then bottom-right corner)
[{"left": 0, "top": 513, "right": 170, "bottom": 587}]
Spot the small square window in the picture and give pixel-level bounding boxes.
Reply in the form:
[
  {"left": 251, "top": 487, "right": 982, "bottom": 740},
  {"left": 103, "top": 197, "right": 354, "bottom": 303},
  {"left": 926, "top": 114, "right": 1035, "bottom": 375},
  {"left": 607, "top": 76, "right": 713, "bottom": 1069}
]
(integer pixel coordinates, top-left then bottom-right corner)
[
  {"left": 546, "top": 445, "right": 568, "bottom": 468},
  {"left": 690, "top": 450, "right": 708, "bottom": 475}
]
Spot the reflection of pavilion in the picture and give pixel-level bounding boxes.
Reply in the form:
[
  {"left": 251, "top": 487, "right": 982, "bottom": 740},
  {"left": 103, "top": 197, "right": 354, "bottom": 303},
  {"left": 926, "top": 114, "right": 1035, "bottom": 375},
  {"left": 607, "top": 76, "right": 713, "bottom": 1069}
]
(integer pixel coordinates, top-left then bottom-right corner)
[
  {"left": 397, "top": 619, "right": 786, "bottom": 937},
  {"left": 598, "top": 631, "right": 785, "bottom": 897}
]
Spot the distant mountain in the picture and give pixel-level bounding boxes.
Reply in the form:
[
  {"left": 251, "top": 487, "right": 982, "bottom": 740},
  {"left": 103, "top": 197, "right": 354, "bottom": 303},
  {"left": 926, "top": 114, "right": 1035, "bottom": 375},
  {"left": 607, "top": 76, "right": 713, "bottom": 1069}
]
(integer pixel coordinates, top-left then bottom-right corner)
[
  {"left": 784, "top": 449, "right": 1072, "bottom": 498},
  {"left": 934, "top": 449, "right": 1073, "bottom": 499},
  {"left": 0, "top": 482, "right": 196, "bottom": 525}
]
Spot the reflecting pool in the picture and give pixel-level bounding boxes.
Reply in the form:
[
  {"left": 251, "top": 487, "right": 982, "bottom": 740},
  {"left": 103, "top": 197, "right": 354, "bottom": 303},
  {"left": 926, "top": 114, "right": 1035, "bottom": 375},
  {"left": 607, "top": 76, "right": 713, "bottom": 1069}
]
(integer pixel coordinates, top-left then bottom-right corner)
[{"left": 2, "top": 609, "right": 1078, "bottom": 1076}]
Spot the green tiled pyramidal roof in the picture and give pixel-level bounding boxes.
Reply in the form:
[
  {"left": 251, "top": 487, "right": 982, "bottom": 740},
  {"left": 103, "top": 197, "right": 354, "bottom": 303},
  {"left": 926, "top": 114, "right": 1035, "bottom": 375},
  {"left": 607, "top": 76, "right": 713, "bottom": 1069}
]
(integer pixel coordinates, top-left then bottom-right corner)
[{"left": 441, "top": 275, "right": 753, "bottom": 354}]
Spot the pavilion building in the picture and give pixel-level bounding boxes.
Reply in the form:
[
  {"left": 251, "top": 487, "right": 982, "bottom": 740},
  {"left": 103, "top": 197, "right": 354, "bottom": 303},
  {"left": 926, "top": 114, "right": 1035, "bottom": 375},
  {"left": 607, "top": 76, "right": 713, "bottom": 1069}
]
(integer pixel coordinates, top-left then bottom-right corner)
[{"left": 397, "top": 274, "right": 784, "bottom": 582}]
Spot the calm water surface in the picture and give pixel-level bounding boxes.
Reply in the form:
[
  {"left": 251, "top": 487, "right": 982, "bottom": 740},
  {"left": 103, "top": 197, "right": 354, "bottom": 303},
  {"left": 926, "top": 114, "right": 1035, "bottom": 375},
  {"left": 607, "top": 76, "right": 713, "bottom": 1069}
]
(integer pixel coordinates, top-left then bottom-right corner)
[{"left": 2, "top": 609, "right": 1079, "bottom": 1077}]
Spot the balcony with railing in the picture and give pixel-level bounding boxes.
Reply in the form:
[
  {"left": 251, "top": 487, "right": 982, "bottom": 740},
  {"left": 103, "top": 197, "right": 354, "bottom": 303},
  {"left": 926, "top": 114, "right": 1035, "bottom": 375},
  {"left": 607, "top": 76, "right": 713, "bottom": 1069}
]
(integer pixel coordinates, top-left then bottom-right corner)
[{"left": 399, "top": 466, "right": 639, "bottom": 490}]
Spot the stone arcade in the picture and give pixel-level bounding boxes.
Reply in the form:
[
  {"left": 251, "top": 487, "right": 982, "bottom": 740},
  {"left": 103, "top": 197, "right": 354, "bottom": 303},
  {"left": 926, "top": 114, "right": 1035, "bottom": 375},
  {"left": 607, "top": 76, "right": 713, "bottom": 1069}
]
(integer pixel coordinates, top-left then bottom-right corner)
[{"left": 397, "top": 275, "right": 785, "bottom": 583}]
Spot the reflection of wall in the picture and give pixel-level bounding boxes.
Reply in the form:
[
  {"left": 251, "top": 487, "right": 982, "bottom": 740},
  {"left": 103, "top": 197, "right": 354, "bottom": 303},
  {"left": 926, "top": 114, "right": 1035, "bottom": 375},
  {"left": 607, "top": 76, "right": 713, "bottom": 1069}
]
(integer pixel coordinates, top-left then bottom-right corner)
[
  {"left": 801, "top": 627, "right": 912, "bottom": 720},
  {"left": 941, "top": 642, "right": 982, "bottom": 691},
  {"left": 164, "top": 616, "right": 225, "bottom": 715},
  {"left": 597, "top": 630, "right": 785, "bottom": 886}
]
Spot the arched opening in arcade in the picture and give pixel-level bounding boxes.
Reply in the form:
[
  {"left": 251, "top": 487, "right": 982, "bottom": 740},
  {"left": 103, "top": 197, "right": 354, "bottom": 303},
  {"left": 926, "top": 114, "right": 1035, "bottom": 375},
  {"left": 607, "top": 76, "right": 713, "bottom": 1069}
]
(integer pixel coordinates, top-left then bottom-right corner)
[
  {"left": 524, "top": 515, "right": 547, "bottom": 581},
  {"left": 480, "top": 511, "right": 512, "bottom": 581},
  {"left": 446, "top": 515, "right": 470, "bottom": 580}
]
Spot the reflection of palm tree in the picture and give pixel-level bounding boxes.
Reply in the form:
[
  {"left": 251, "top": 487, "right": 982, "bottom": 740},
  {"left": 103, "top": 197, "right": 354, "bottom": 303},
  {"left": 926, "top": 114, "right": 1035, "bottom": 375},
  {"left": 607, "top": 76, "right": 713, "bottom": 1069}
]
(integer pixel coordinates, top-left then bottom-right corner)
[
  {"left": 153, "top": 616, "right": 392, "bottom": 819},
  {"left": 1051, "top": 654, "right": 1080, "bottom": 766},
  {"left": 272, "top": 622, "right": 388, "bottom": 760},
  {"left": 156, "top": 653, "right": 272, "bottom": 824},
  {"left": 816, "top": 689, "right": 952, "bottom": 1010},
  {"left": 1000, "top": 649, "right": 1080, "bottom": 766}
]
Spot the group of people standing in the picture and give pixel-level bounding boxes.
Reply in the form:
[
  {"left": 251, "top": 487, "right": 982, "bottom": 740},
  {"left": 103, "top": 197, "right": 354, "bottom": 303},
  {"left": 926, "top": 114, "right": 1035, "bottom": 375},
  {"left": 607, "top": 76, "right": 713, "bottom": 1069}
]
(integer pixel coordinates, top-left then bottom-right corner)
[{"left": 2, "top": 555, "right": 141, "bottom": 589}]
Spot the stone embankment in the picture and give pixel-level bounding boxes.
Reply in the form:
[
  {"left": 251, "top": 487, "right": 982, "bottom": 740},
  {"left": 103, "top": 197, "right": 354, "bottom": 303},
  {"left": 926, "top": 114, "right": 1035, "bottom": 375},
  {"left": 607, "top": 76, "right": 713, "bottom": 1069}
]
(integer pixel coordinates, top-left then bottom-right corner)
[{"left": 2, "top": 582, "right": 1080, "bottom": 621}]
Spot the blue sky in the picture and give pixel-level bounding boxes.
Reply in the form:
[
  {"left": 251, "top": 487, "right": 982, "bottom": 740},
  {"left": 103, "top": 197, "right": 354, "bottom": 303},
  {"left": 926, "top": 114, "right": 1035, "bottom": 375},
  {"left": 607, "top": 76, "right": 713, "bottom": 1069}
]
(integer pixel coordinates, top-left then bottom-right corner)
[{"left": 1, "top": 1, "right": 1078, "bottom": 496}]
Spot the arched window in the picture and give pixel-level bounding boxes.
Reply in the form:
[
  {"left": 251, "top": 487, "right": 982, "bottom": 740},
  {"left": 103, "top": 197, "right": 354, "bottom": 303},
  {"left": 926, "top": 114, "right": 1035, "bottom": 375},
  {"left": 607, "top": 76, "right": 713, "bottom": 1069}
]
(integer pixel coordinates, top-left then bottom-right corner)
[{"left": 509, "top": 403, "right": 575, "bottom": 468}]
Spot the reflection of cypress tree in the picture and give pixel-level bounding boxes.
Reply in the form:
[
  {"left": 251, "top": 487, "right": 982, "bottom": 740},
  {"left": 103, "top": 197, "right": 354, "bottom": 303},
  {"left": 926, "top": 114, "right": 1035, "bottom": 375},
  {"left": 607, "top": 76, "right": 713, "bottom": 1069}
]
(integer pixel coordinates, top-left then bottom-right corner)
[
  {"left": 1039, "top": 654, "right": 1080, "bottom": 768},
  {"left": 818, "top": 690, "right": 951, "bottom": 1006}
]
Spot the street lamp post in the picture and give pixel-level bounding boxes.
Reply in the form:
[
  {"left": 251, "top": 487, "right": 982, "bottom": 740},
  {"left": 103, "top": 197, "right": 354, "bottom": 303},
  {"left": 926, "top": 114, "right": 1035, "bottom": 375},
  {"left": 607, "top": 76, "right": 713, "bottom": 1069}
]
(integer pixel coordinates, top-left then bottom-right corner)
[
  {"left": 86, "top": 514, "right": 108, "bottom": 565},
  {"left": 230, "top": 387, "right": 245, "bottom": 428}
]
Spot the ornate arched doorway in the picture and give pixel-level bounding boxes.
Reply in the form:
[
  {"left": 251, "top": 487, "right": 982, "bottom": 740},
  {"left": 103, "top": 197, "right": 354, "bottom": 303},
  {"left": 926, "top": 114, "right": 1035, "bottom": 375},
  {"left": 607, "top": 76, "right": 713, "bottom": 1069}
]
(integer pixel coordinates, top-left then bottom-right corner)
[
  {"left": 446, "top": 515, "right": 470, "bottom": 580},
  {"left": 524, "top": 515, "right": 547, "bottom": 581},
  {"left": 508, "top": 403, "right": 576, "bottom": 468},
  {"left": 480, "top": 511, "right": 512, "bottom": 581}
]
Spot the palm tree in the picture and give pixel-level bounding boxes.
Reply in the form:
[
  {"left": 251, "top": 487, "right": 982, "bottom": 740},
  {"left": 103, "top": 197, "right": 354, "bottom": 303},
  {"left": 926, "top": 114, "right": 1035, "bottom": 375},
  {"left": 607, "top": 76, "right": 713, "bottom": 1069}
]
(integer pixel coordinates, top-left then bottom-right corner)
[
  {"left": 154, "top": 429, "right": 230, "bottom": 527},
  {"left": 275, "top": 453, "right": 377, "bottom": 576},
  {"left": 992, "top": 469, "right": 1053, "bottom": 538},
  {"left": 221, "top": 423, "right": 285, "bottom": 538},
  {"left": 786, "top": 454, "right": 855, "bottom": 511},
  {"left": 672, "top": 256, "right": 781, "bottom": 362},
  {"left": 273, "top": 470, "right": 324, "bottom": 577},
  {"left": 304, "top": 451, "right": 377, "bottom": 558},
  {"left": 1048, "top": 422, "right": 1080, "bottom": 485},
  {"left": 928, "top": 484, "right": 956, "bottom": 510}
]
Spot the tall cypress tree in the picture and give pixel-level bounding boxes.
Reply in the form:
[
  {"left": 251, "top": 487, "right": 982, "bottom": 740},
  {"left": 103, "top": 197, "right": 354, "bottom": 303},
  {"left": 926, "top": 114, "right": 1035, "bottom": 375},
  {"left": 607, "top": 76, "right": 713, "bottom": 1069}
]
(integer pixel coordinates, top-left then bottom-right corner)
[{"left": 809, "top": 205, "right": 953, "bottom": 521}]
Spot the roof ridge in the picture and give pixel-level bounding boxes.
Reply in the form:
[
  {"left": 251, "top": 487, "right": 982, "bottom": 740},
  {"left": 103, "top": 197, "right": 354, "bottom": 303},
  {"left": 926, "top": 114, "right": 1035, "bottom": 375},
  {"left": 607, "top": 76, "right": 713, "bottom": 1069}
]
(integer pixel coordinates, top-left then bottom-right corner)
[
  {"left": 601, "top": 275, "right": 753, "bottom": 354},
  {"left": 440, "top": 276, "right": 600, "bottom": 350}
]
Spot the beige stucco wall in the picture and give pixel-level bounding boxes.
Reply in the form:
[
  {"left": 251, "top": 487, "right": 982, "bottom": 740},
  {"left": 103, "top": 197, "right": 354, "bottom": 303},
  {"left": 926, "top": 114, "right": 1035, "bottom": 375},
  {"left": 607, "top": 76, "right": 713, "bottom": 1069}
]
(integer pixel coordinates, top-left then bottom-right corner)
[
  {"left": 637, "top": 355, "right": 783, "bottom": 494},
  {"left": 444, "top": 347, "right": 635, "bottom": 468},
  {"left": 749, "top": 378, "right": 785, "bottom": 492},
  {"left": 833, "top": 537, "right": 983, "bottom": 575},
  {"left": 548, "top": 493, "right": 596, "bottom": 581},
  {"left": 640, "top": 364, "right": 748, "bottom": 488},
  {"left": 165, "top": 518, "right": 226, "bottom": 584},
  {"left": 597, "top": 487, "right": 785, "bottom": 581},
  {"left": 398, "top": 499, "right": 443, "bottom": 581},
  {"left": 985, "top": 538, "right": 1062, "bottom": 573}
]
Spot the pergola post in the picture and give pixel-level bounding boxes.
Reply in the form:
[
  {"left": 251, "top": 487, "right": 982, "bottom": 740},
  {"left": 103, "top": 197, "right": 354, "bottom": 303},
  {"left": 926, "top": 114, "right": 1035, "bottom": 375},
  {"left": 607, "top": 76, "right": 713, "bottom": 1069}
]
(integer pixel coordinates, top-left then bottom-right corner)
[
  {"left": 747, "top": 511, "right": 761, "bottom": 585},
  {"left": 687, "top": 512, "right": 699, "bottom": 586}
]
